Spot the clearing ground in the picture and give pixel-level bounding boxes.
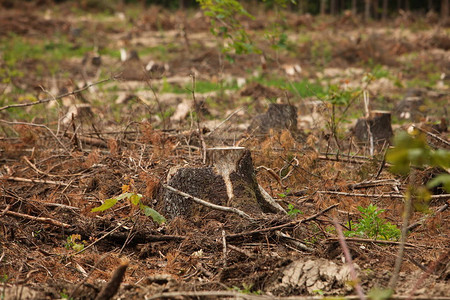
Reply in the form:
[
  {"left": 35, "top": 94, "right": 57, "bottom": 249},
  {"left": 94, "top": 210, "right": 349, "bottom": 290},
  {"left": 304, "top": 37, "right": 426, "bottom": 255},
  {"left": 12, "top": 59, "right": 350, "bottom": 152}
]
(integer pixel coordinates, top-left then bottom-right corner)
[{"left": 0, "top": 2, "right": 449, "bottom": 299}]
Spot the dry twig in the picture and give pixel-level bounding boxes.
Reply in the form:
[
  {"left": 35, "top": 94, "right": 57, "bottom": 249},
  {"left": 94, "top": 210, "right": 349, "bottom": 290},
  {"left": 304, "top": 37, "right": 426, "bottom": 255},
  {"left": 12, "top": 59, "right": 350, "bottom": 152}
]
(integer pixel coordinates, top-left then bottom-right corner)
[
  {"left": 0, "top": 120, "right": 69, "bottom": 151},
  {"left": 4, "top": 210, "right": 71, "bottom": 228},
  {"left": 146, "top": 291, "right": 450, "bottom": 300},
  {"left": 325, "top": 237, "right": 416, "bottom": 248},
  {"left": 1, "top": 176, "right": 71, "bottom": 187},
  {"left": 316, "top": 190, "right": 450, "bottom": 200},
  {"left": 332, "top": 218, "right": 366, "bottom": 300},
  {"left": 227, "top": 203, "right": 339, "bottom": 239},
  {"left": 95, "top": 261, "right": 129, "bottom": 300},
  {"left": 163, "top": 184, "right": 255, "bottom": 222},
  {"left": 0, "top": 78, "right": 112, "bottom": 112},
  {"left": 412, "top": 125, "right": 450, "bottom": 148}
]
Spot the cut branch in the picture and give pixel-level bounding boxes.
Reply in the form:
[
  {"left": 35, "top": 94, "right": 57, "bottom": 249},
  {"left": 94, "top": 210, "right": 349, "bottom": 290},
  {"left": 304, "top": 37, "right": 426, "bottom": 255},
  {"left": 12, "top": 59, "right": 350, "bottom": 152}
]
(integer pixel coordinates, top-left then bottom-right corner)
[
  {"left": 1, "top": 176, "right": 72, "bottom": 187},
  {"left": 332, "top": 218, "right": 366, "bottom": 300},
  {"left": 316, "top": 190, "right": 450, "bottom": 200},
  {"left": 413, "top": 125, "right": 450, "bottom": 148},
  {"left": 95, "top": 261, "right": 129, "bottom": 300},
  {"left": 4, "top": 210, "right": 71, "bottom": 228},
  {"left": 163, "top": 184, "right": 255, "bottom": 222},
  {"left": 325, "top": 237, "right": 416, "bottom": 248},
  {"left": 227, "top": 203, "right": 339, "bottom": 239},
  {"left": 0, "top": 78, "right": 112, "bottom": 112},
  {"left": 0, "top": 120, "right": 69, "bottom": 151}
]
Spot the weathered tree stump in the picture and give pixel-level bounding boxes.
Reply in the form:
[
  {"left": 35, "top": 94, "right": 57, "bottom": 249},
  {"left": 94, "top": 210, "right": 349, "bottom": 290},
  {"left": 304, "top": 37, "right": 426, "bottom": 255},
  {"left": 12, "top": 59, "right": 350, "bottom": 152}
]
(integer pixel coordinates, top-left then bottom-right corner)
[
  {"left": 161, "top": 147, "right": 282, "bottom": 220},
  {"left": 120, "top": 50, "right": 146, "bottom": 81},
  {"left": 394, "top": 88, "right": 426, "bottom": 122},
  {"left": 354, "top": 110, "right": 393, "bottom": 145},
  {"left": 248, "top": 103, "right": 298, "bottom": 135}
]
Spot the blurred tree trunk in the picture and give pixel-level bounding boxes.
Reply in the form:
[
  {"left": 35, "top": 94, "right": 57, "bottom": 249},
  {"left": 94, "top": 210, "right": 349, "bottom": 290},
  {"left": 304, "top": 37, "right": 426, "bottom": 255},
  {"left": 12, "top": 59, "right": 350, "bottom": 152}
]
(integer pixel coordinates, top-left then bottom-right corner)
[
  {"left": 320, "top": 0, "right": 327, "bottom": 15},
  {"left": 427, "top": 0, "right": 433, "bottom": 11},
  {"left": 397, "top": 0, "right": 401, "bottom": 12},
  {"left": 331, "top": 0, "right": 336, "bottom": 15},
  {"left": 352, "top": 0, "right": 357, "bottom": 14},
  {"left": 372, "top": 0, "right": 379, "bottom": 19},
  {"left": 443, "top": 0, "right": 449, "bottom": 22},
  {"left": 298, "top": 0, "right": 305, "bottom": 14},
  {"left": 365, "top": 0, "right": 371, "bottom": 20},
  {"left": 382, "top": 0, "right": 388, "bottom": 20},
  {"left": 405, "top": 0, "right": 410, "bottom": 11}
]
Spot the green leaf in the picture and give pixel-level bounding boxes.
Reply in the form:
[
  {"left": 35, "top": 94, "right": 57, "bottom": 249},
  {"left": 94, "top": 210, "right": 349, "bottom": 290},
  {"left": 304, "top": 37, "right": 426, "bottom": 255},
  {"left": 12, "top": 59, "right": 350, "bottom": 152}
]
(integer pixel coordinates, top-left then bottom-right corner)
[
  {"left": 368, "top": 287, "right": 394, "bottom": 300},
  {"left": 431, "top": 149, "right": 450, "bottom": 169},
  {"left": 129, "top": 193, "right": 142, "bottom": 206},
  {"left": 116, "top": 192, "right": 133, "bottom": 201},
  {"left": 91, "top": 198, "right": 118, "bottom": 212},
  {"left": 72, "top": 243, "right": 84, "bottom": 252},
  {"left": 140, "top": 205, "right": 166, "bottom": 224},
  {"left": 427, "top": 174, "right": 450, "bottom": 193}
]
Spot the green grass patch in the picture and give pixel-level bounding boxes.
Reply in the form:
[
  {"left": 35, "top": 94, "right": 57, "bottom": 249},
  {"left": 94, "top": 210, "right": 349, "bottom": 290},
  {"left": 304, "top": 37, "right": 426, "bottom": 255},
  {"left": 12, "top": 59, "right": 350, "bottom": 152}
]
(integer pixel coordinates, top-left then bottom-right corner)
[
  {"left": 159, "top": 79, "right": 239, "bottom": 94},
  {"left": 1, "top": 34, "right": 90, "bottom": 64},
  {"left": 254, "top": 77, "right": 324, "bottom": 98},
  {"left": 0, "top": 34, "right": 92, "bottom": 80}
]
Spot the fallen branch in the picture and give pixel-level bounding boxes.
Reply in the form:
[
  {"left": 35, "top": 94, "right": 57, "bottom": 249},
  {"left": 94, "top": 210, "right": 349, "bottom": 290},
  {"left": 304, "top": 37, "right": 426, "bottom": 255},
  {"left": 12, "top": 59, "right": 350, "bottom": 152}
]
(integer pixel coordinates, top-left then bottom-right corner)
[
  {"left": 275, "top": 231, "right": 314, "bottom": 252},
  {"left": 206, "top": 107, "right": 244, "bottom": 136},
  {"left": 4, "top": 210, "right": 71, "bottom": 228},
  {"left": 2, "top": 187, "right": 80, "bottom": 210},
  {"left": 95, "top": 261, "right": 129, "bottom": 300},
  {"left": 412, "top": 125, "right": 450, "bottom": 148},
  {"left": 64, "top": 133, "right": 108, "bottom": 148},
  {"left": 332, "top": 218, "right": 366, "bottom": 300},
  {"left": 347, "top": 179, "right": 400, "bottom": 190},
  {"left": 319, "top": 152, "right": 374, "bottom": 161},
  {"left": 317, "top": 155, "right": 369, "bottom": 164},
  {"left": 23, "top": 156, "right": 54, "bottom": 177},
  {"left": 0, "top": 120, "right": 69, "bottom": 151},
  {"left": 71, "top": 222, "right": 124, "bottom": 256},
  {"left": 316, "top": 190, "right": 450, "bottom": 200},
  {"left": 1, "top": 176, "right": 71, "bottom": 187},
  {"left": 407, "top": 202, "right": 449, "bottom": 232},
  {"left": 227, "top": 203, "right": 339, "bottom": 239},
  {"left": 163, "top": 184, "right": 255, "bottom": 222},
  {"left": 22, "top": 157, "right": 88, "bottom": 179},
  {"left": 0, "top": 78, "right": 112, "bottom": 112},
  {"left": 389, "top": 183, "right": 414, "bottom": 291},
  {"left": 69, "top": 254, "right": 109, "bottom": 299},
  {"left": 408, "top": 249, "right": 450, "bottom": 299},
  {"left": 0, "top": 204, "right": 11, "bottom": 217},
  {"left": 146, "top": 291, "right": 450, "bottom": 300},
  {"left": 325, "top": 237, "right": 416, "bottom": 248}
]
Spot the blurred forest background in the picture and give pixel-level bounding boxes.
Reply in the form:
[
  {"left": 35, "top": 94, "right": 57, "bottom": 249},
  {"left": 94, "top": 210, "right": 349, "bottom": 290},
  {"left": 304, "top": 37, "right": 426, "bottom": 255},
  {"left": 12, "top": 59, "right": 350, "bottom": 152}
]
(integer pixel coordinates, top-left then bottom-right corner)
[{"left": 1, "top": 0, "right": 449, "bottom": 23}]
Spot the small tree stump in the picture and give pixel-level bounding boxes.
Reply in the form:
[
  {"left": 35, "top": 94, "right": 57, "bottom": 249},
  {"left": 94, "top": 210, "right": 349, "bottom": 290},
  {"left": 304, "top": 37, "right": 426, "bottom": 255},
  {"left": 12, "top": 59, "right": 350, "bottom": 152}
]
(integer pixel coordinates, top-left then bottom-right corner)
[
  {"left": 248, "top": 103, "right": 298, "bottom": 135},
  {"left": 354, "top": 110, "right": 393, "bottom": 144},
  {"left": 394, "top": 88, "right": 426, "bottom": 121},
  {"left": 162, "top": 147, "right": 281, "bottom": 220}
]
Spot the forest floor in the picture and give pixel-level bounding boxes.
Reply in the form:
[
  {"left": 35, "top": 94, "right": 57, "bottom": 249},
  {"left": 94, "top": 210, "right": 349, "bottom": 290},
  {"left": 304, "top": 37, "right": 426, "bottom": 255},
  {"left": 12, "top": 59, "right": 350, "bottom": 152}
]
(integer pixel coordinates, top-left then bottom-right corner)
[{"left": 0, "top": 2, "right": 449, "bottom": 299}]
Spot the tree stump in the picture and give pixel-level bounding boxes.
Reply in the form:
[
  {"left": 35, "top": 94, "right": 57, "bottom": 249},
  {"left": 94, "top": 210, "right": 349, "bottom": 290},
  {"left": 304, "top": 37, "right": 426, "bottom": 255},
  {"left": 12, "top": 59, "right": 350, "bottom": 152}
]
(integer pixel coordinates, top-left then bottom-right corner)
[
  {"left": 354, "top": 110, "right": 393, "bottom": 145},
  {"left": 394, "top": 88, "right": 426, "bottom": 122},
  {"left": 248, "top": 103, "right": 298, "bottom": 135},
  {"left": 161, "top": 147, "right": 282, "bottom": 221}
]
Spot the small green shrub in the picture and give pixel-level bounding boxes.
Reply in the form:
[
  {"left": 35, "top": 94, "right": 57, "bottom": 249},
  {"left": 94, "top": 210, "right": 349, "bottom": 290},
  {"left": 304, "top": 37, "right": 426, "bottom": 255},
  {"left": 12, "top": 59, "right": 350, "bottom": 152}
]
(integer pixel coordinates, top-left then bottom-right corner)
[
  {"left": 65, "top": 234, "right": 85, "bottom": 252},
  {"left": 91, "top": 185, "right": 166, "bottom": 224},
  {"left": 286, "top": 203, "right": 302, "bottom": 217},
  {"left": 345, "top": 204, "right": 401, "bottom": 240}
]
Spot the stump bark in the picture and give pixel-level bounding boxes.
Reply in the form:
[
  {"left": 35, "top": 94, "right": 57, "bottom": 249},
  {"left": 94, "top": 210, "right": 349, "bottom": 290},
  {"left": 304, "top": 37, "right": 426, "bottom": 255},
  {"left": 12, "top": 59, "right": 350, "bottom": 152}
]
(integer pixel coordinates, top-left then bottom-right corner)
[
  {"left": 162, "top": 147, "right": 282, "bottom": 220},
  {"left": 394, "top": 88, "right": 426, "bottom": 121},
  {"left": 354, "top": 110, "right": 393, "bottom": 144},
  {"left": 248, "top": 103, "right": 298, "bottom": 135}
]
